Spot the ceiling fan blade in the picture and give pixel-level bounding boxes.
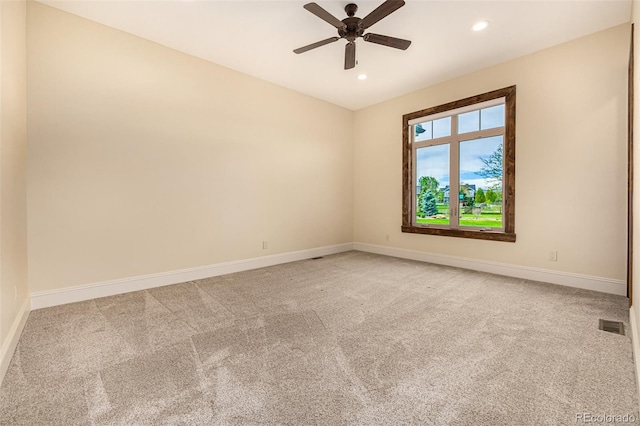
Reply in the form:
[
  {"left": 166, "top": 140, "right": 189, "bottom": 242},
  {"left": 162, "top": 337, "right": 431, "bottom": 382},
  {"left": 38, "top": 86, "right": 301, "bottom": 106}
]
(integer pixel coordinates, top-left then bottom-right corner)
[
  {"left": 345, "top": 42, "right": 356, "bottom": 70},
  {"left": 303, "top": 3, "right": 347, "bottom": 30},
  {"left": 294, "top": 37, "right": 341, "bottom": 54},
  {"left": 359, "top": 0, "right": 405, "bottom": 30},
  {"left": 363, "top": 33, "right": 411, "bottom": 50}
]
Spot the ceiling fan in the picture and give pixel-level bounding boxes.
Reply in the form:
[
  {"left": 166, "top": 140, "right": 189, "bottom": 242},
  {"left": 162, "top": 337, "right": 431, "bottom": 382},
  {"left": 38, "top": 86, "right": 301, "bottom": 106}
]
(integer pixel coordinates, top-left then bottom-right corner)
[{"left": 293, "top": 1, "right": 411, "bottom": 70}]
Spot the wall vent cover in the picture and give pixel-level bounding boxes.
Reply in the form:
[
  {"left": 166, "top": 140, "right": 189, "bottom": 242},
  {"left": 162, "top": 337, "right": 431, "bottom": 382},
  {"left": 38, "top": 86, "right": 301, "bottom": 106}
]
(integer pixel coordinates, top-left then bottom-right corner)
[{"left": 599, "top": 319, "right": 625, "bottom": 335}]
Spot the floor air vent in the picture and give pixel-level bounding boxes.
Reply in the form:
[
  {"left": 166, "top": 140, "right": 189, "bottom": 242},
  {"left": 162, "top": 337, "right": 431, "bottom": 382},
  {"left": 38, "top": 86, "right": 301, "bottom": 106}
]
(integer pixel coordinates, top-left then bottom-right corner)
[{"left": 599, "top": 319, "right": 625, "bottom": 335}]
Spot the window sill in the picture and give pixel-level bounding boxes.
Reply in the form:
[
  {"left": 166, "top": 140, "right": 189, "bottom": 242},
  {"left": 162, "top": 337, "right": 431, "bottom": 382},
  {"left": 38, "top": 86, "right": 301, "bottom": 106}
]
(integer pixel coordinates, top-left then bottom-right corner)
[{"left": 401, "top": 225, "right": 516, "bottom": 242}]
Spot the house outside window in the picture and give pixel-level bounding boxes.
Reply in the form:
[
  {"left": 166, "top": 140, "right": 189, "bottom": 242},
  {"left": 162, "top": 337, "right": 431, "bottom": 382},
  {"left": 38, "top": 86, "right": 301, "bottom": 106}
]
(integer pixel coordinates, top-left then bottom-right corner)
[{"left": 402, "top": 86, "right": 516, "bottom": 242}]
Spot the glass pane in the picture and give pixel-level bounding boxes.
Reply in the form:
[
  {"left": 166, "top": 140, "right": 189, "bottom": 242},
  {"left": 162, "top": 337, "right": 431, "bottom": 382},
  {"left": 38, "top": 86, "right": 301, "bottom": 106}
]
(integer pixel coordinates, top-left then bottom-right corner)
[
  {"left": 416, "top": 145, "right": 450, "bottom": 226},
  {"left": 480, "top": 104, "right": 505, "bottom": 130},
  {"left": 433, "top": 117, "right": 451, "bottom": 138},
  {"left": 414, "top": 121, "right": 432, "bottom": 142},
  {"left": 458, "top": 136, "right": 503, "bottom": 229},
  {"left": 458, "top": 110, "right": 479, "bottom": 134}
]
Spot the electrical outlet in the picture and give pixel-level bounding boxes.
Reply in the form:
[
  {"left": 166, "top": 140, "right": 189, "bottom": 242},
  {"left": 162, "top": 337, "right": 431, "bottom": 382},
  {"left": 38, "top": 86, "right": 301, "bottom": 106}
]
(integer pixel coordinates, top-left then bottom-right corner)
[
  {"left": 548, "top": 250, "right": 558, "bottom": 261},
  {"left": 262, "top": 241, "right": 268, "bottom": 250}
]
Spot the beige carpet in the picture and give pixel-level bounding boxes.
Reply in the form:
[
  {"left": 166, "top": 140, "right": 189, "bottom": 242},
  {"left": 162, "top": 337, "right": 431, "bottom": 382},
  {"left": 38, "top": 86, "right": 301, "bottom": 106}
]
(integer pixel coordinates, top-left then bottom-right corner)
[{"left": 1, "top": 251, "right": 637, "bottom": 425}]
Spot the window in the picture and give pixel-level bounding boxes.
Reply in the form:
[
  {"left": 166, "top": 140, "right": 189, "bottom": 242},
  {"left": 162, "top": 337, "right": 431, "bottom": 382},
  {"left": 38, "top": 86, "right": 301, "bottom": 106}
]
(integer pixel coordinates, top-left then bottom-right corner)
[{"left": 402, "top": 86, "right": 516, "bottom": 242}]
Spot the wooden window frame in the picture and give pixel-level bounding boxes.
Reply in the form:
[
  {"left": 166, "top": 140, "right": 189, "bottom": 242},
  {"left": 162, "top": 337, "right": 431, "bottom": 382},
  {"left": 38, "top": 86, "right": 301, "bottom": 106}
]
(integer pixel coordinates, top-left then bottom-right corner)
[{"left": 402, "top": 86, "right": 516, "bottom": 242}]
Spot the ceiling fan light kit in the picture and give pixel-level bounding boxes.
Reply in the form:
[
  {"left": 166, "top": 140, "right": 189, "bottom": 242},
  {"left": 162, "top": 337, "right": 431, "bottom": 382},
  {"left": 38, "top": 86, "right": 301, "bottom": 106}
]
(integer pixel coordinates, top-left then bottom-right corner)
[{"left": 293, "top": 1, "right": 411, "bottom": 70}]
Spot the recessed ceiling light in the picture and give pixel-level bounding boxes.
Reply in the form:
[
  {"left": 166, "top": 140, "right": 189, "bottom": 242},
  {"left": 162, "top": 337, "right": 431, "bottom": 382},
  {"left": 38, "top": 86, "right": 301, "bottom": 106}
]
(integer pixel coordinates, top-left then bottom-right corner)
[
  {"left": 472, "top": 21, "right": 489, "bottom": 32},
  {"left": 357, "top": 74, "right": 368, "bottom": 80}
]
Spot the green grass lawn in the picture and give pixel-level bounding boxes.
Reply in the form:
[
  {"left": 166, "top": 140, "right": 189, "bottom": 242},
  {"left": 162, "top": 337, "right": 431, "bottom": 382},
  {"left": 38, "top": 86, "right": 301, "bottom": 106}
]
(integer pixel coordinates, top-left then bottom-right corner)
[
  {"left": 416, "top": 217, "right": 502, "bottom": 228},
  {"left": 459, "top": 217, "right": 503, "bottom": 228},
  {"left": 417, "top": 203, "right": 503, "bottom": 228}
]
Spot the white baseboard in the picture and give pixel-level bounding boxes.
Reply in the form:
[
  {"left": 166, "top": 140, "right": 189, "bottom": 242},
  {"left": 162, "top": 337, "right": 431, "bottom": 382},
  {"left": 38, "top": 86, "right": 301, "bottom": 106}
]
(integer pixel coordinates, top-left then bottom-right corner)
[
  {"left": 630, "top": 306, "right": 640, "bottom": 414},
  {"left": 354, "top": 242, "right": 627, "bottom": 296},
  {"left": 0, "top": 297, "right": 30, "bottom": 386},
  {"left": 30, "top": 241, "right": 626, "bottom": 310},
  {"left": 30, "top": 243, "right": 354, "bottom": 310}
]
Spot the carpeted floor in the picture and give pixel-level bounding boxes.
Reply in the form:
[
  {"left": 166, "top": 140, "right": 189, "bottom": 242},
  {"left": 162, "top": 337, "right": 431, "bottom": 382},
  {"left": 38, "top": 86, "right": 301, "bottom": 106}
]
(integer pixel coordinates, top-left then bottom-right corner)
[{"left": 0, "top": 251, "right": 637, "bottom": 425}]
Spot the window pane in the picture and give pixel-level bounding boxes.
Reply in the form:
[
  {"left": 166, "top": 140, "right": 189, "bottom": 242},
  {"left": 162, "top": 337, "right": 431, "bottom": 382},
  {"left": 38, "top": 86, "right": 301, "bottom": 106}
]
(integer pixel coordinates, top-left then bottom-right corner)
[
  {"left": 480, "top": 104, "right": 505, "bottom": 130},
  {"left": 458, "top": 136, "right": 503, "bottom": 229},
  {"left": 433, "top": 117, "right": 451, "bottom": 138},
  {"left": 416, "top": 145, "right": 450, "bottom": 225},
  {"left": 458, "top": 110, "right": 479, "bottom": 134},
  {"left": 414, "top": 121, "right": 432, "bottom": 142}
]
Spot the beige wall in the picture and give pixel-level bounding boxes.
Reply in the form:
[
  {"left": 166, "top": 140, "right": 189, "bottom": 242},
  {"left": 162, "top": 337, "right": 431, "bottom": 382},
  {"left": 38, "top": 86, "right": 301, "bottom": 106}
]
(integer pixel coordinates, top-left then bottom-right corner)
[
  {"left": 25, "top": 2, "right": 632, "bottom": 295},
  {"left": 631, "top": 0, "right": 640, "bottom": 353},
  {"left": 1, "top": 0, "right": 29, "bottom": 348},
  {"left": 354, "top": 24, "right": 629, "bottom": 281},
  {"left": 27, "top": 2, "right": 354, "bottom": 293}
]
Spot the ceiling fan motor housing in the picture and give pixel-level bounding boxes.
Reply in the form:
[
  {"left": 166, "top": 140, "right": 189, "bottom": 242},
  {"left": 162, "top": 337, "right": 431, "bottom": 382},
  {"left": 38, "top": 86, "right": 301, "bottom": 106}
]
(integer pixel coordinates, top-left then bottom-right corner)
[{"left": 339, "top": 16, "right": 364, "bottom": 42}]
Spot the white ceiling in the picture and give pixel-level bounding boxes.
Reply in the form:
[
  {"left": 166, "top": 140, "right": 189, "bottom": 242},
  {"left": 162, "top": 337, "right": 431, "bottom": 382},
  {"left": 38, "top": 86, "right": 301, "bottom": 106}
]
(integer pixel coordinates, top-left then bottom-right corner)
[{"left": 39, "top": 0, "right": 631, "bottom": 110}]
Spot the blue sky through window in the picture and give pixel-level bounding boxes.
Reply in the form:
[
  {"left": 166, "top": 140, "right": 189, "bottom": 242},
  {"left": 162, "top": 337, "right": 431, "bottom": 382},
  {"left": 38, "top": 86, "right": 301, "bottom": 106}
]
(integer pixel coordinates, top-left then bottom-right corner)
[
  {"left": 417, "top": 135, "right": 503, "bottom": 190},
  {"left": 416, "top": 144, "right": 450, "bottom": 188}
]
